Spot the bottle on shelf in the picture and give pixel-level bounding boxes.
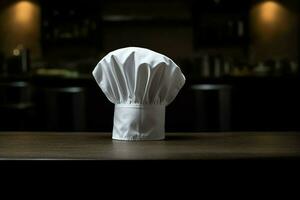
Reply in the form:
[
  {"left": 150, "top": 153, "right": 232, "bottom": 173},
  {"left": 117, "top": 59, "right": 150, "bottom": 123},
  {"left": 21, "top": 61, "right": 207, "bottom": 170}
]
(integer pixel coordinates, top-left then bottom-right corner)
[
  {"left": 213, "top": 55, "right": 222, "bottom": 78},
  {"left": 223, "top": 60, "right": 231, "bottom": 76},
  {"left": 290, "top": 61, "right": 298, "bottom": 75},
  {"left": 201, "top": 54, "right": 210, "bottom": 78},
  {"left": 253, "top": 62, "right": 270, "bottom": 77},
  {"left": 6, "top": 45, "right": 30, "bottom": 76}
]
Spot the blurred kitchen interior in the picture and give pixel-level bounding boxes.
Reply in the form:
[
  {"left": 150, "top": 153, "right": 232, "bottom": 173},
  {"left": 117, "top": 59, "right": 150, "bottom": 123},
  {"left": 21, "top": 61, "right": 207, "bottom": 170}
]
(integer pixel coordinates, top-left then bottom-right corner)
[{"left": 0, "top": 0, "right": 299, "bottom": 132}]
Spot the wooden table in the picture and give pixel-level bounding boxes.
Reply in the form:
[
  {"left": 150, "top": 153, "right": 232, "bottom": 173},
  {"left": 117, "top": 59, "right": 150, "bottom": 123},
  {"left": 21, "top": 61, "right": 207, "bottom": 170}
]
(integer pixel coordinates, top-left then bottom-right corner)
[{"left": 0, "top": 132, "right": 300, "bottom": 160}]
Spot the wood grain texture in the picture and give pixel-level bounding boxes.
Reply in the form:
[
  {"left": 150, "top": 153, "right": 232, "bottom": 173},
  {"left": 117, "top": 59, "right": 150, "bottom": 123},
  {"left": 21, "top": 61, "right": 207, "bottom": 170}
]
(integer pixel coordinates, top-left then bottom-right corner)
[{"left": 0, "top": 132, "right": 300, "bottom": 160}]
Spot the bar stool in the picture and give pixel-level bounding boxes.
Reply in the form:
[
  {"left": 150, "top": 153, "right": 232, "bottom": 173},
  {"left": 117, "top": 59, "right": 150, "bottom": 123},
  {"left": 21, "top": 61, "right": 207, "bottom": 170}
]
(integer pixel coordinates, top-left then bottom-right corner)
[
  {"left": 0, "top": 81, "right": 34, "bottom": 130},
  {"left": 191, "top": 84, "right": 232, "bottom": 131},
  {"left": 41, "top": 87, "right": 86, "bottom": 131}
]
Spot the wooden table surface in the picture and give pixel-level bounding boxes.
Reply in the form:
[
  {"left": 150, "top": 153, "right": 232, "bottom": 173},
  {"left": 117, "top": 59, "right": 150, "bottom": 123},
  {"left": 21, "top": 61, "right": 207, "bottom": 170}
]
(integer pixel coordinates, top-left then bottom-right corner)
[{"left": 0, "top": 132, "right": 300, "bottom": 160}]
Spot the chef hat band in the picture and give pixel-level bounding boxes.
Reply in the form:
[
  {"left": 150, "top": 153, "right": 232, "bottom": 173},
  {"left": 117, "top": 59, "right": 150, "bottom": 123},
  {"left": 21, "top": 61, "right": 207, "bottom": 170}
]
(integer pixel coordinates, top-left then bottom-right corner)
[{"left": 113, "top": 104, "right": 165, "bottom": 140}]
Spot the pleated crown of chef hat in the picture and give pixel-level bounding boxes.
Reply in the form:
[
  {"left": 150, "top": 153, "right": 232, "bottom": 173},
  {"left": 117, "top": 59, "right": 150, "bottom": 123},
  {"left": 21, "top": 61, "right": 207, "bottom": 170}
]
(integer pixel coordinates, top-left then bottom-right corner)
[{"left": 92, "top": 47, "right": 185, "bottom": 140}]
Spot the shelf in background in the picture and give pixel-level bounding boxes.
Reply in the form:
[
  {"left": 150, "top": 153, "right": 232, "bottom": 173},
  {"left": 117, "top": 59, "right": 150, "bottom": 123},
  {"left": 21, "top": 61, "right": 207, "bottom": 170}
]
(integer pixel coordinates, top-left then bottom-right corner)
[{"left": 102, "top": 15, "right": 192, "bottom": 26}]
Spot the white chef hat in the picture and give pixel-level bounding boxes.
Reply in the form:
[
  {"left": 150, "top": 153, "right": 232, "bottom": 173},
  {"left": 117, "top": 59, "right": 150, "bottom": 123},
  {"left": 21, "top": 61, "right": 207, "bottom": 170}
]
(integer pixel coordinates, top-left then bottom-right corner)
[{"left": 92, "top": 47, "right": 185, "bottom": 140}]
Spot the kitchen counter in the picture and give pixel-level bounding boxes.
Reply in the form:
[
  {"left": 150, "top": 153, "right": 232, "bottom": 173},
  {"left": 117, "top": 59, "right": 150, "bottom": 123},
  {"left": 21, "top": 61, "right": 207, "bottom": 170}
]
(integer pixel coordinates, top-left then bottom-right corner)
[{"left": 0, "top": 132, "right": 300, "bottom": 160}]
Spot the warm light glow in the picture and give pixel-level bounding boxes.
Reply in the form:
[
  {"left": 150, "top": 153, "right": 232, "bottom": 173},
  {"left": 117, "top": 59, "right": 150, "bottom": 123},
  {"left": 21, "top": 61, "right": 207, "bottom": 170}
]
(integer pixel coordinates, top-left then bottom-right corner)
[
  {"left": 14, "top": 1, "right": 36, "bottom": 24},
  {"left": 250, "top": 1, "right": 298, "bottom": 61},
  {"left": 259, "top": 1, "right": 282, "bottom": 24},
  {"left": 0, "top": 0, "right": 41, "bottom": 58},
  {"left": 251, "top": 1, "right": 290, "bottom": 36}
]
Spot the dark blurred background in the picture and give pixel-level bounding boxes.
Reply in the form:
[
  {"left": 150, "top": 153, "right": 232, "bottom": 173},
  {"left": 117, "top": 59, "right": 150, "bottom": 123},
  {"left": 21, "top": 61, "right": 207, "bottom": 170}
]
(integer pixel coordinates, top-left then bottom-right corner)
[{"left": 0, "top": 0, "right": 299, "bottom": 132}]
